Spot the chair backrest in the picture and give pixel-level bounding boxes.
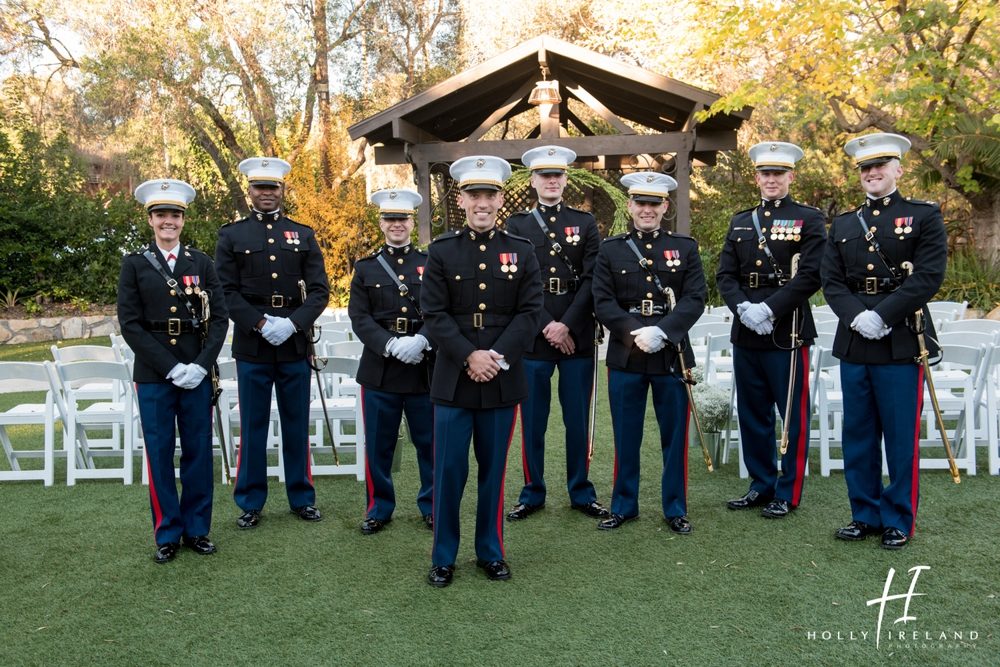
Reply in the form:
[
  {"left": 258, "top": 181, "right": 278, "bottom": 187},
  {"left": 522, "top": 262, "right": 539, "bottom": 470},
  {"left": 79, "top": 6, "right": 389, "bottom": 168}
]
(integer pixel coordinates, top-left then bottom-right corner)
[
  {"left": 56, "top": 359, "right": 133, "bottom": 385},
  {"left": 326, "top": 340, "right": 364, "bottom": 358},
  {"left": 51, "top": 344, "right": 119, "bottom": 363},
  {"left": 939, "top": 318, "right": 1000, "bottom": 335},
  {"left": 109, "top": 334, "right": 134, "bottom": 362},
  {"left": 324, "top": 356, "right": 360, "bottom": 377},
  {"left": 812, "top": 304, "right": 834, "bottom": 316},
  {"left": 688, "top": 320, "right": 732, "bottom": 343},
  {"left": 928, "top": 299, "right": 968, "bottom": 320},
  {"left": 0, "top": 361, "right": 52, "bottom": 392},
  {"left": 936, "top": 330, "right": 998, "bottom": 349},
  {"left": 935, "top": 343, "right": 985, "bottom": 374}
]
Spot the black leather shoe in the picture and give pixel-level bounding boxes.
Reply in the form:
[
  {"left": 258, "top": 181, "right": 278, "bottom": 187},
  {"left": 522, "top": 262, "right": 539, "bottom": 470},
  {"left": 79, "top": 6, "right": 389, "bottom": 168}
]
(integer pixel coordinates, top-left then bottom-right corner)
[
  {"left": 292, "top": 505, "right": 322, "bottom": 522},
  {"left": 236, "top": 509, "right": 261, "bottom": 529},
  {"left": 835, "top": 520, "right": 881, "bottom": 541},
  {"left": 476, "top": 559, "right": 512, "bottom": 581},
  {"left": 182, "top": 535, "right": 217, "bottom": 555},
  {"left": 881, "top": 527, "right": 910, "bottom": 550},
  {"left": 154, "top": 543, "right": 179, "bottom": 564},
  {"left": 726, "top": 489, "right": 772, "bottom": 510},
  {"left": 666, "top": 515, "right": 692, "bottom": 534},
  {"left": 427, "top": 565, "right": 454, "bottom": 588},
  {"left": 761, "top": 499, "right": 792, "bottom": 519},
  {"left": 597, "top": 513, "right": 636, "bottom": 530},
  {"left": 506, "top": 503, "right": 543, "bottom": 521},
  {"left": 571, "top": 501, "right": 611, "bottom": 518},
  {"left": 422, "top": 514, "right": 433, "bottom": 530},
  {"left": 360, "top": 517, "right": 390, "bottom": 535}
]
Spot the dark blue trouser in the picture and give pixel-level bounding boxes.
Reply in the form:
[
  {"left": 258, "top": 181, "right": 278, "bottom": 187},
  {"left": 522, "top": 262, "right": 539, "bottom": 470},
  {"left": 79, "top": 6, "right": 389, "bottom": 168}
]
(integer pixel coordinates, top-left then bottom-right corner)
[
  {"left": 733, "top": 345, "right": 811, "bottom": 505},
  {"left": 431, "top": 405, "right": 516, "bottom": 567},
  {"left": 361, "top": 387, "right": 434, "bottom": 521},
  {"left": 136, "top": 380, "right": 214, "bottom": 546},
  {"left": 840, "top": 361, "right": 923, "bottom": 534},
  {"left": 517, "top": 356, "right": 597, "bottom": 507},
  {"left": 607, "top": 369, "right": 688, "bottom": 519},
  {"left": 233, "top": 359, "right": 315, "bottom": 511}
]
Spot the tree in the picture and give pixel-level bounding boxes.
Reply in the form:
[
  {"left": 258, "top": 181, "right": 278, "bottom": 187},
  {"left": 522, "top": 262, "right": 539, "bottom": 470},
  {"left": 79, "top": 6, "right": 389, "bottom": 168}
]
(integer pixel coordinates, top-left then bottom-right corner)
[{"left": 692, "top": 0, "right": 1000, "bottom": 257}]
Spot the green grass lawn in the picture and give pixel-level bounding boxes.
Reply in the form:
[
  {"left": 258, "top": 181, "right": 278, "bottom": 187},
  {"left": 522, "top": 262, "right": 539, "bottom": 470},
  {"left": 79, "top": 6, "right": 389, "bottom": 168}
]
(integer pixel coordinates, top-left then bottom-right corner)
[{"left": 0, "top": 340, "right": 995, "bottom": 665}]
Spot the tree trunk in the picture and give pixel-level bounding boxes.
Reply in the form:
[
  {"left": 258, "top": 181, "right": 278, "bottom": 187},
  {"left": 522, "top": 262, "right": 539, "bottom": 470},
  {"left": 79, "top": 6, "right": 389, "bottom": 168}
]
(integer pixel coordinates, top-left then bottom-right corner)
[{"left": 964, "top": 191, "right": 1000, "bottom": 262}]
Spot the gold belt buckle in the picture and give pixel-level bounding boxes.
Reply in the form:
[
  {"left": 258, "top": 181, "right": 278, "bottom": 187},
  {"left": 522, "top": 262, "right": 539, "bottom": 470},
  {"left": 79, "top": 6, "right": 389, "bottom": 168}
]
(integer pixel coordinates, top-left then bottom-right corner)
[
  {"left": 865, "top": 277, "right": 878, "bottom": 295},
  {"left": 395, "top": 317, "right": 408, "bottom": 334},
  {"left": 473, "top": 313, "right": 484, "bottom": 329},
  {"left": 748, "top": 272, "right": 759, "bottom": 289},
  {"left": 641, "top": 300, "right": 654, "bottom": 316},
  {"left": 167, "top": 318, "right": 181, "bottom": 335},
  {"left": 549, "top": 277, "right": 562, "bottom": 293},
  {"left": 271, "top": 294, "right": 285, "bottom": 308}
]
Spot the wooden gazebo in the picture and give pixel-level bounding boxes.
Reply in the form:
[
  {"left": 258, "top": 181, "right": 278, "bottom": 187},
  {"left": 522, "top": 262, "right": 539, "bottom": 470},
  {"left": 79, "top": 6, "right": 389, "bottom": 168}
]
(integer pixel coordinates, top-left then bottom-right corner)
[{"left": 348, "top": 36, "right": 750, "bottom": 243}]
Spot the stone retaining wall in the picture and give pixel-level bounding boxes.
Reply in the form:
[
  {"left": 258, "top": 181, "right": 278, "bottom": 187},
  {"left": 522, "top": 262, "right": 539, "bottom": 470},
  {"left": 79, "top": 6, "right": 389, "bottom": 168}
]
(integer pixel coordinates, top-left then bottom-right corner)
[{"left": 0, "top": 315, "right": 120, "bottom": 344}]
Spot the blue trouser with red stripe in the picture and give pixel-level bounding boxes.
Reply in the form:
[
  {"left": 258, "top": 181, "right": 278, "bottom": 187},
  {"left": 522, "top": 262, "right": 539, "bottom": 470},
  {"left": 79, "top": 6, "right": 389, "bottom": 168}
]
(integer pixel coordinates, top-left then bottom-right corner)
[
  {"left": 733, "top": 345, "right": 811, "bottom": 506},
  {"left": 361, "top": 387, "right": 434, "bottom": 521},
  {"left": 431, "top": 405, "right": 516, "bottom": 567},
  {"left": 607, "top": 369, "right": 688, "bottom": 519},
  {"left": 233, "top": 359, "right": 315, "bottom": 512},
  {"left": 517, "top": 356, "right": 597, "bottom": 507},
  {"left": 136, "top": 380, "right": 214, "bottom": 546},
  {"left": 840, "top": 361, "right": 923, "bottom": 534}
]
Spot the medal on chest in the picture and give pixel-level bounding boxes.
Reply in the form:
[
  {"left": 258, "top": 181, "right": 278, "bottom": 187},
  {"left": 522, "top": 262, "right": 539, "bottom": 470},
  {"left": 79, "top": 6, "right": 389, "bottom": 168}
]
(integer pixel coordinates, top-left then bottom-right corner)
[
  {"left": 499, "top": 252, "right": 519, "bottom": 273},
  {"left": 181, "top": 275, "right": 201, "bottom": 295},
  {"left": 563, "top": 226, "right": 580, "bottom": 244}
]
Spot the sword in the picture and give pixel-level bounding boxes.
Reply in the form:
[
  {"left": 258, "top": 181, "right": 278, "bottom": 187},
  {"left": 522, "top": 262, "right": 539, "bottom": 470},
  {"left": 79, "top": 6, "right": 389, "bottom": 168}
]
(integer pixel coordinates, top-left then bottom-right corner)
[
  {"left": 200, "top": 290, "right": 231, "bottom": 484},
  {"left": 779, "top": 253, "right": 801, "bottom": 456},
  {"left": 299, "top": 280, "right": 339, "bottom": 465},
  {"left": 900, "top": 261, "right": 960, "bottom": 484},
  {"left": 665, "top": 288, "right": 714, "bottom": 472}
]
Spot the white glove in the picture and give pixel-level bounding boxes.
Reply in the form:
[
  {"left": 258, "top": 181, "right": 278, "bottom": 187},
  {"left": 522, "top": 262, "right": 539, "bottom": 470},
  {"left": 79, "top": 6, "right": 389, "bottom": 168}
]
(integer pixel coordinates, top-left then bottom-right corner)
[
  {"left": 178, "top": 364, "right": 208, "bottom": 390},
  {"left": 750, "top": 318, "right": 774, "bottom": 336},
  {"left": 391, "top": 335, "right": 428, "bottom": 365},
  {"left": 851, "top": 310, "right": 891, "bottom": 340},
  {"left": 740, "top": 302, "right": 773, "bottom": 329},
  {"left": 384, "top": 337, "right": 400, "bottom": 357},
  {"left": 488, "top": 349, "right": 510, "bottom": 371},
  {"left": 167, "top": 363, "right": 186, "bottom": 382},
  {"left": 630, "top": 326, "right": 668, "bottom": 354},
  {"left": 262, "top": 314, "right": 297, "bottom": 346},
  {"left": 736, "top": 301, "right": 752, "bottom": 318}
]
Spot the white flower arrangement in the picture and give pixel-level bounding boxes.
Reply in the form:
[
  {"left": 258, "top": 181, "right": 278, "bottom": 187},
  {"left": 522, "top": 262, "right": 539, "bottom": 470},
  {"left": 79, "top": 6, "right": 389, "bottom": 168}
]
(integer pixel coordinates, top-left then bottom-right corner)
[{"left": 688, "top": 366, "right": 732, "bottom": 433}]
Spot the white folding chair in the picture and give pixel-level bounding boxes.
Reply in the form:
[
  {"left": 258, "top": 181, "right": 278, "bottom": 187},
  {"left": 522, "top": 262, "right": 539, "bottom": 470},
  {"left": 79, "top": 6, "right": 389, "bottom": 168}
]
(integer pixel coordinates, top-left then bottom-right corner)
[
  {"left": 52, "top": 360, "right": 137, "bottom": 485},
  {"left": 308, "top": 356, "right": 365, "bottom": 480},
  {"left": 326, "top": 340, "right": 364, "bottom": 358},
  {"left": 921, "top": 343, "right": 984, "bottom": 476},
  {"left": 928, "top": 299, "right": 968, "bottom": 321},
  {"left": 0, "top": 362, "right": 57, "bottom": 486}
]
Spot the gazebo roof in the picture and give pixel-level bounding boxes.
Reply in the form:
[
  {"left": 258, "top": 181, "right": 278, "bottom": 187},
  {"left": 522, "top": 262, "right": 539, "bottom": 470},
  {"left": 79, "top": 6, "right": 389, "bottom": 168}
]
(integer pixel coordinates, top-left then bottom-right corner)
[{"left": 348, "top": 36, "right": 749, "bottom": 149}]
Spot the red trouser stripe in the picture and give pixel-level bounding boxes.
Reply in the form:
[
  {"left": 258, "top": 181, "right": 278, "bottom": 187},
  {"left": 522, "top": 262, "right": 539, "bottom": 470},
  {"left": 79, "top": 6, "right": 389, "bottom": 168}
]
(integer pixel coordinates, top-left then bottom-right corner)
[
  {"left": 518, "top": 403, "right": 531, "bottom": 484},
  {"left": 145, "top": 452, "right": 164, "bottom": 536},
  {"left": 497, "top": 410, "right": 518, "bottom": 558}
]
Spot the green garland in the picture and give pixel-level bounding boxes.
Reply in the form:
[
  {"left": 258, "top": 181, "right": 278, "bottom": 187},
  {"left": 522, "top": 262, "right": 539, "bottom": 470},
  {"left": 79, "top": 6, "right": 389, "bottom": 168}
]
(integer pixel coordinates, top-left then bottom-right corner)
[{"left": 506, "top": 167, "right": 630, "bottom": 234}]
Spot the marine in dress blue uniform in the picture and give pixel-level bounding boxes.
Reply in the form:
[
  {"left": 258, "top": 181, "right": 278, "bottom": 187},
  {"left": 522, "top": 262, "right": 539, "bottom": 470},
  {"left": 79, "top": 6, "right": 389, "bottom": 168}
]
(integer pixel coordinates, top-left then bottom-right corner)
[
  {"left": 348, "top": 188, "right": 434, "bottom": 535},
  {"left": 717, "top": 142, "right": 827, "bottom": 518},
  {"left": 504, "top": 145, "right": 608, "bottom": 522},
  {"left": 420, "top": 156, "right": 543, "bottom": 587},
  {"left": 117, "top": 179, "right": 228, "bottom": 564},
  {"left": 214, "top": 157, "right": 331, "bottom": 529},
  {"left": 821, "top": 133, "right": 947, "bottom": 549},
  {"left": 592, "top": 172, "right": 707, "bottom": 534}
]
